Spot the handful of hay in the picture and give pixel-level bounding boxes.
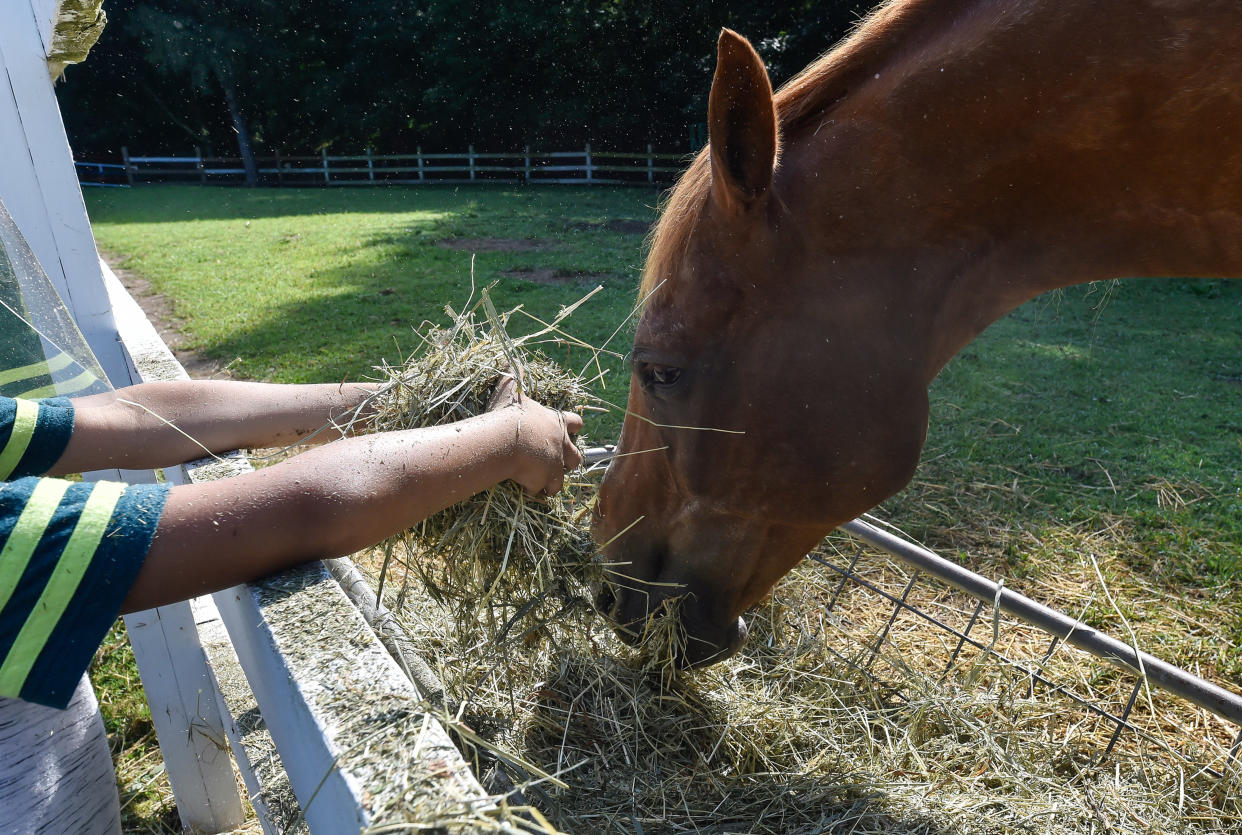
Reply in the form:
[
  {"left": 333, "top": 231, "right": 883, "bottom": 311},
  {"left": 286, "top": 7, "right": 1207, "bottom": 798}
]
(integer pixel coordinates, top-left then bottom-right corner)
[{"left": 365, "top": 287, "right": 603, "bottom": 644}]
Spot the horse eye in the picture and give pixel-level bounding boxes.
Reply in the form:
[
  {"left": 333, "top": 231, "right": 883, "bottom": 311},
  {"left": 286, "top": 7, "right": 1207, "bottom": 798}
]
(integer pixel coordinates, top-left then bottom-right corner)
[{"left": 641, "top": 364, "right": 682, "bottom": 390}]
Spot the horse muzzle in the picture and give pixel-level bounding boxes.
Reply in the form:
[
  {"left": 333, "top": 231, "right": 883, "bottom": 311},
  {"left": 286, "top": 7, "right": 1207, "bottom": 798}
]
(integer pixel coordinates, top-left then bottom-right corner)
[{"left": 593, "top": 579, "right": 749, "bottom": 668}]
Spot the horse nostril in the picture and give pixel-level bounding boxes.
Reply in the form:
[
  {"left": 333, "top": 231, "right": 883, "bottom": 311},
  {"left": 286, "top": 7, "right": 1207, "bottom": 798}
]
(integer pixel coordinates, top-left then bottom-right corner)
[{"left": 594, "top": 583, "right": 617, "bottom": 617}]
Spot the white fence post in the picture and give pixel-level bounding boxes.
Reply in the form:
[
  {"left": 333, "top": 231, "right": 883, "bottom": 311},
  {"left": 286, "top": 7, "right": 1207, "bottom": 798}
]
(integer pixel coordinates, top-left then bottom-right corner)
[
  {"left": 366, "top": 146, "right": 374, "bottom": 181},
  {"left": 647, "top": 143, "right": 654, "bottom": 183},
  {"left": 124, "top": 603, "right": 246, "bottom": 831},
  {"left": 585, "top": 142, "right": 593, "bottom": 184},
  {"left": 321, "top": 148, "right": 330, "bottom": 184},
  {"left": 468, "top": 144, "right": 476, "bottom": 180},
  {"left": 417, "top": 146, "right": 424, "bottom": 181},
  {"left": 104, "top": 264, "right": 247, "bottom": 832},
  {"left": 524, "top": 145, "right": 531, "bottom": 182}
]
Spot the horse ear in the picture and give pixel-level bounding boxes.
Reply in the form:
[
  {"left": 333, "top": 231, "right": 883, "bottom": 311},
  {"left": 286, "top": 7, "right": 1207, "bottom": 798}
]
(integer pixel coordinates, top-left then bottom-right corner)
[{"left": 708, "top": 29, "right": 778, "bottom": 214}]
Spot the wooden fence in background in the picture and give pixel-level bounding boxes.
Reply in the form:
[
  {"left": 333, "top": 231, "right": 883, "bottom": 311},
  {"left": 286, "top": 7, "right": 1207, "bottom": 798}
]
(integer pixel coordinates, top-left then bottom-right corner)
[{"left": 77, "top": 145, "right": 689, "bottom": 187}]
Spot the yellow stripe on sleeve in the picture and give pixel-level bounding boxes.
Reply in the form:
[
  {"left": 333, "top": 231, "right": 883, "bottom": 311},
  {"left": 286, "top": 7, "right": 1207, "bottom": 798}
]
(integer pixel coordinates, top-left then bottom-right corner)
[
  {"left": 0, "top": 352, "right": 75, "bottom": 388},
  {"left": 0, "top": 398, "right": 40, "bottom": 480},
  {"left": 0, "top": 478, "right": 72, "bottom": 613},
  {"left": 0, "top": 481, "right": 126, "bottom": 698},
  {"left": 19, "top": 369, "right": 99, "bottom": 400}
]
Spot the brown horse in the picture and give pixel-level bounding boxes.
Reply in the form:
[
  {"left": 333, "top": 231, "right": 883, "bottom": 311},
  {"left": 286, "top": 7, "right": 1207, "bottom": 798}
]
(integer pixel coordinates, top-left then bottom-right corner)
[{"left": 591, "top": 0, "right": 1242, "bottom": 667}]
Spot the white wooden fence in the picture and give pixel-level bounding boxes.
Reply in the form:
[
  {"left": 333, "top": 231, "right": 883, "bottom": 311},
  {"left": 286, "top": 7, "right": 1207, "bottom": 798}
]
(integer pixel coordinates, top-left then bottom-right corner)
[{"left": 87, "top": 145, "right": 689, "bottom": 187}]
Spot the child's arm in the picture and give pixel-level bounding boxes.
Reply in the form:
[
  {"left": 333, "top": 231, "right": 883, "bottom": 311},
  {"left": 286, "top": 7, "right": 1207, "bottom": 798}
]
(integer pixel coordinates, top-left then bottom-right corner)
[
  {"left": 121, "top": 397, "right": 583, "bottom": 613},
  {"left": 49, "top": 380, "right": 376, "bottom": 476}
]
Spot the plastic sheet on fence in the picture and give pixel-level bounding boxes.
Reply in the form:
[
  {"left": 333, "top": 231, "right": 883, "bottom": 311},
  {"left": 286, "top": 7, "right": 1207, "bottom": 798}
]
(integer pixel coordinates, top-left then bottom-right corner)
[{"left": 0, "top": 195, "right": 110, "bottom": 399}]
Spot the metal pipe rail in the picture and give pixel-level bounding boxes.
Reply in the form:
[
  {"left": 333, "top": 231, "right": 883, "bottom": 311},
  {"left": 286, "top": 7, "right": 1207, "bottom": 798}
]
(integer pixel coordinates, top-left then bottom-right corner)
[{"left": 839, "top": 518, "right": 1242, "bottom": 730}]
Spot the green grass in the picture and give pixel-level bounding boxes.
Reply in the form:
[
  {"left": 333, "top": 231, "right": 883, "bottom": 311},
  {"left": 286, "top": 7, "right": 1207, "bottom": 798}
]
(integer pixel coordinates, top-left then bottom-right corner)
[
  {"left": 905, "top": 279, "right": 1242, "bottom": 578},
  {"left": 881, "top": 277, "right": 1242, "bottom": 683},
  {"left": 85, "top": 185, "right": 1242, "bottom": 828},
  {"left": 87, "top": 184, "right": 655, "bottom": 440}
]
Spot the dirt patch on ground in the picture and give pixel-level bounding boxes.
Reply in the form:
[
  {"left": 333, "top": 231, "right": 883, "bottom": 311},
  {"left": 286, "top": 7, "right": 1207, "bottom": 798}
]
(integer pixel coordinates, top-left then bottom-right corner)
[
  {"left": 500, "top": 268, "right": 616, "bottom": 286},
  {"left": 102, "top": 252, "right": 233, "bottom": 380},
  {"left": 565, "top": 219, "right": 651, "bottom": 235},
  {"left": 436, "top": 237, "right": 553, "bottom": 252}
]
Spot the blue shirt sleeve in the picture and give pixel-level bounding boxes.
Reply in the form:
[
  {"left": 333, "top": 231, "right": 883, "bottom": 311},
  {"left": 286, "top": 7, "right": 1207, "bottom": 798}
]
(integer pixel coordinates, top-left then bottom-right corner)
[
  {"left": 0, "top": 478, "right": 169, "bottom": 709},
  {"left": 1, "top": 394, "right": 171, "bottom": 709},
  {"left": 0, "top": 397, "right": 74, "bottom": 480}
]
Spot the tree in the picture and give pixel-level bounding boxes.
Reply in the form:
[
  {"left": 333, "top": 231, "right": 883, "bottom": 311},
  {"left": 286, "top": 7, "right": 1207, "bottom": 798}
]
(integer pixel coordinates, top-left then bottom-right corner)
[
  {"left": 58, "top": 1, "right": 874, "bottom": 159},
  {"left": 129, "top": 1, "right": 293, "bottom": 185}
]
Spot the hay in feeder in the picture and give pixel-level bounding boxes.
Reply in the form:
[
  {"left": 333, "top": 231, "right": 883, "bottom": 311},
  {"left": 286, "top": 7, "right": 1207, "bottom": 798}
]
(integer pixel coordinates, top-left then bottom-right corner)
[{"left": 367, "top": 533, "right": 1241, "bottom": 835}]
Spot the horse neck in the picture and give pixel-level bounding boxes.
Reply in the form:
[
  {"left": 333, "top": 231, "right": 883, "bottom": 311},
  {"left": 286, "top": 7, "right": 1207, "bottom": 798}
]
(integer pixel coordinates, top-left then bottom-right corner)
[{"left": 785, "top": 0, "right": 1242, "bottom": 382}]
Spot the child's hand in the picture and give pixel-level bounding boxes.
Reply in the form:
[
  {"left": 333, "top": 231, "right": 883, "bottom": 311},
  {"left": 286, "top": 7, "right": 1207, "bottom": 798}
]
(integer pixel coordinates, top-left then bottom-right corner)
[{"left": 489, "top": 377, "right": 583, "bottom": 496}]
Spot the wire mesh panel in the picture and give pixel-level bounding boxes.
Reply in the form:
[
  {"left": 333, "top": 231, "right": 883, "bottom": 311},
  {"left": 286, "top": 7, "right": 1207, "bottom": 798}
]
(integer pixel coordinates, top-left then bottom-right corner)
[{"left": 807, "top": 519, "right": 1242, "bottom": 784}]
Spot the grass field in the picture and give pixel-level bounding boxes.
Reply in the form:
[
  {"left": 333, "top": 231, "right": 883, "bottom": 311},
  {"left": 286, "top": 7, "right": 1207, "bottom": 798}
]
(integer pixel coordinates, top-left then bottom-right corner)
[
  {"left": 87, "top": 184, "right": 652, "bottom": 441},
  {"left": 84, "top": 184, "right": 1242, "bottom": 830}
]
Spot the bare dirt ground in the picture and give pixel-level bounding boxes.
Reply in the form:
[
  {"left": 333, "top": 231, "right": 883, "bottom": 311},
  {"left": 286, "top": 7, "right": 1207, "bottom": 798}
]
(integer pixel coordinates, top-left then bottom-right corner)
[
  {"left": 564, "top": 218, "right": 650, "bottom": 235},
  {"left": 499, "top": 267, "right": 614, "bottom": 285}
]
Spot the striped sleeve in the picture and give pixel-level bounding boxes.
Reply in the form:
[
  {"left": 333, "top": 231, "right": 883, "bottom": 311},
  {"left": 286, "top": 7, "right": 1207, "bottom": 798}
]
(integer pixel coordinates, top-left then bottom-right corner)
[
  {"left": 0, "top": 397, "right": 74, "bottom": 481},
  {"left": 0, "top": 477, "right": 169, "bottom": 709}
]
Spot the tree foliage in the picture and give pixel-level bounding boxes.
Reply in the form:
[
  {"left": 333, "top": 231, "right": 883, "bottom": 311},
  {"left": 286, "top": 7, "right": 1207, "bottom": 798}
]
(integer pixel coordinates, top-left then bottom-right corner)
[{"left": 57, "top": 0, "right": 871, "bottom": 157}]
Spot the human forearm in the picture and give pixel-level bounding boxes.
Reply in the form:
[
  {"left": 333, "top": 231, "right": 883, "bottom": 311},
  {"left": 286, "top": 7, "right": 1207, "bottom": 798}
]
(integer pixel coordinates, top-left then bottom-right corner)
[
  {"left": 51, "top": 381, "right": 376, "bottom": 475},
  {"left": 121, "top": 403, "right": 580, "bottom": 612}
]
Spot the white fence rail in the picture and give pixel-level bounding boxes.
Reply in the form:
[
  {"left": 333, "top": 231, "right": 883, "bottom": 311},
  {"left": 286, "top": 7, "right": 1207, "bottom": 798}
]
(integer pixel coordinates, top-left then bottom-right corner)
[{"left": 79, "top": 145, "right": 690, "bottom": 187}]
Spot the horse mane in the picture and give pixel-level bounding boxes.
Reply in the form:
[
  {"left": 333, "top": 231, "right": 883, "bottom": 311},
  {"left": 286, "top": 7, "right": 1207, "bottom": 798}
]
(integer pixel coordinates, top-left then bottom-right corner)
[{"left": 640, "top": 0, "right": 951, "bottom": 302}]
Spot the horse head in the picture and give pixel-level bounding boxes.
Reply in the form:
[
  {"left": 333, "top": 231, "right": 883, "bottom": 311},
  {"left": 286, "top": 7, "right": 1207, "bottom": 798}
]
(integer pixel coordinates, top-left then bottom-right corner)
[{"left": 592, "top": 30, "right": 933, "bottom": 666}]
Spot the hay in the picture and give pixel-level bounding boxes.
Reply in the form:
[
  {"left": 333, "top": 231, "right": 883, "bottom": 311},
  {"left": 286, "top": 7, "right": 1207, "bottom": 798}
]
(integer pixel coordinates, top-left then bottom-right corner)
[
  {"left": 365, "top": 286, "right": 603, "bottom": 649},
  {"left": 355, "top": 291, "right": 1240, "bottom": 834},
  {"left": 369, "top": 539, "right": 1240, "bottom": 834}
]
